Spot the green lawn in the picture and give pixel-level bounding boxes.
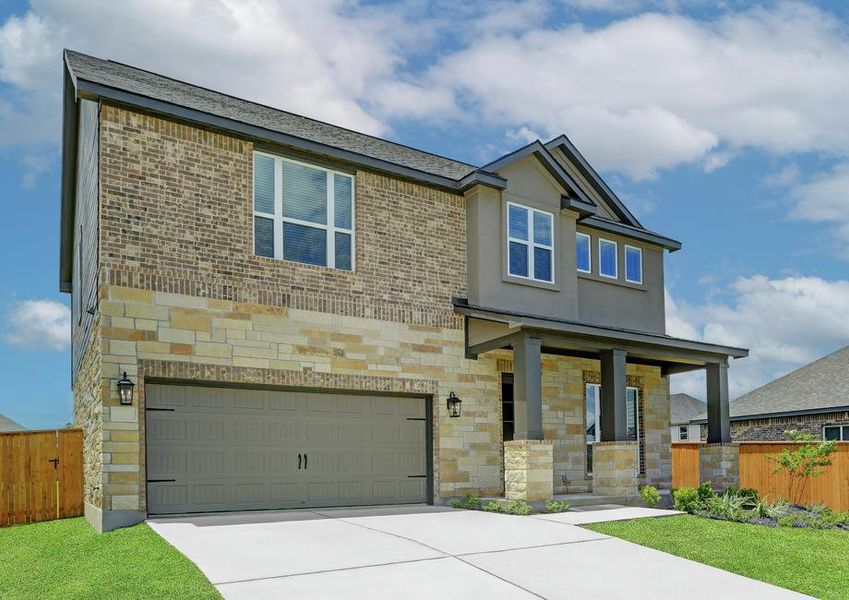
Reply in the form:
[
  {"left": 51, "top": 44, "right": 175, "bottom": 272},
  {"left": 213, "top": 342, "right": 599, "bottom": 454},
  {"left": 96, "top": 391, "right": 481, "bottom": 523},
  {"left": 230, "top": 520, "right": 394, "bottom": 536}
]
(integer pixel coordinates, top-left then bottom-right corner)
[
  {"left": 587, "top": 515, "right": 849, "bottom": 600},
  {"left": 0, "top": 517, "right": 220, "bottom": 599}
]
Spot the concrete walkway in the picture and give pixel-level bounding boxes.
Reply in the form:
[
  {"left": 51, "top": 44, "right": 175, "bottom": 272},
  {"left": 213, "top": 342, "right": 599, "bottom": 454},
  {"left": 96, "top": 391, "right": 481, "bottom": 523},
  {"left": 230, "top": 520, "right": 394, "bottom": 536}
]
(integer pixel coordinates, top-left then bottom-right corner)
[{"left": 148, "top": 505, "right": 810, "bottom": 599}]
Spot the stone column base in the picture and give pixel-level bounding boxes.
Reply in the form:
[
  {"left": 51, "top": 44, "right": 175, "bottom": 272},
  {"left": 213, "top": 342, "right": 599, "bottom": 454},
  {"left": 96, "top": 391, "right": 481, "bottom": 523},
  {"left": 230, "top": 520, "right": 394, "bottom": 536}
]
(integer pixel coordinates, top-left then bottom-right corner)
[
  {"left": 504, "top": 440, "right": 553, "bottom": 501},
  {"left": 700, "top": 443, "right": 739, "bottom": 491},
  {"left": 592, "top": 441, "right": 638, "bottom": 497}
]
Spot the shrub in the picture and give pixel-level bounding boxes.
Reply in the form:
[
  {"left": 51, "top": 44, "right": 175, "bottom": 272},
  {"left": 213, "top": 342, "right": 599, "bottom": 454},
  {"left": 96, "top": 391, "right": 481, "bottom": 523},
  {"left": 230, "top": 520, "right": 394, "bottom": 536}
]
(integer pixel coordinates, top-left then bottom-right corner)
[
  {"left": 462, "top": 495, "right": 481, "bottom": 510},
  {"left": 673, "top": 488, "right": 702, "bottom": 513},
  {"left": 706, "top": 491, "right": 748, "bottom": 521},
  {"left": 639, "top": 485, "right": 661, "bottom": 508},
  {"left": 482, "top": 501, "right": 503, "bottom": 513},
  {"left": 725, "top": 487, "right": 759, "bottom": 506},
  {"left": 762, "top": 498, "right": 792, "bottom": 521},
  {"left": 506, "top": 500, "right": 532, "bottom": 515},
  {"left": 696, "top": 481, "right": 714, "bottom": 501},
  {"left": 544, "top": 500, "right": 571, "bottom": 513},
  {"left": 778, "top": 515, "right": 797, "bottom": 528},
  {"left": 768, "top": 430, "right": 838, "bottom": 505},
  {"left": 451, "top": 500, "right": 463, "bottom": 509}
]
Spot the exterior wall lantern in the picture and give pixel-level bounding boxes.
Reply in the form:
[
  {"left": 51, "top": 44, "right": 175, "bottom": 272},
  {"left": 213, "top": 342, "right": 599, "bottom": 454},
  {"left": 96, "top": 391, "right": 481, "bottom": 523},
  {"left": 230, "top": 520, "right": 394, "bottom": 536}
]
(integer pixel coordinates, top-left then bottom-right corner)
[
  {"left": 446, "top": 392, "right": 462, "bottom": 417},
  {"left": 117, "top": 372, "right": 135, "bottom": 406}
]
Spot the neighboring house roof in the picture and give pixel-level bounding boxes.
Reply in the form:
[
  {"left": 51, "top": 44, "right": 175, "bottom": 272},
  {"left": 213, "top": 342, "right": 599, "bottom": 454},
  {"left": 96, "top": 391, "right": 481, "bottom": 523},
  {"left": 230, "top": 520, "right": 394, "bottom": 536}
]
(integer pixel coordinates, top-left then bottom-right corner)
[
  {"left": 670, "top": 393, "right": 706, "bottom": 425},
  {"left": 0, "top": 412, "right": 26, "bottom": 432},
  {"left": 692, "top": 346, "right": 849, "bottom": 423}
]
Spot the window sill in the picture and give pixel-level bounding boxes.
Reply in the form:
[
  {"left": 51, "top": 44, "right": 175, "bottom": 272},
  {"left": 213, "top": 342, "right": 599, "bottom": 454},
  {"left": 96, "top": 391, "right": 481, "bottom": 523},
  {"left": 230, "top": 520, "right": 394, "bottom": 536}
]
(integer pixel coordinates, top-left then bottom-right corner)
[
  {"left": 578, "top": 271, "right": 645, "bottom": 291},
  {"left": 502, "top": 274, "right": 560, "bottom": 292}
]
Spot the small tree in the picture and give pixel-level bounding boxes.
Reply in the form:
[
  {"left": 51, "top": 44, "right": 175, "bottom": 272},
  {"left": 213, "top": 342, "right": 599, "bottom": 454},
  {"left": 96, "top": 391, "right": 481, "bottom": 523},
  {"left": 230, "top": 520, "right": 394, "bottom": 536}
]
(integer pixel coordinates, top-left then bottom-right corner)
[{"left": 768, "top": 430, "right": 837, "bottom": 506}]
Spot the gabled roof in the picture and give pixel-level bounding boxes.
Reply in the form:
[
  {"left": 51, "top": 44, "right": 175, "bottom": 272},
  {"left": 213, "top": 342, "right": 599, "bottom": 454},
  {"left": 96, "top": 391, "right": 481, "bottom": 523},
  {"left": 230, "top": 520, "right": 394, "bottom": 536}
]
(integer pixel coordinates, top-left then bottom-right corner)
[
  {"left": 65, "top": 50, "right": 481, "bottom": 182},
  {"left": 692, "top": 346, "right": 849, "bottom": 422},
  {"left": 0, "top": 412, "right": 26, "bottom": 432},
  {"left": 60, "top": 50, "right": 681, "bottom": 291},
  {"left": 481, "top": 140, "right": 598, "bottom": 216},
  {"left": 545, "top": 134, "right": 642, "bottom": 229},
  {"left": 670, "top": 393, "right": 706, "bottom": 425}
]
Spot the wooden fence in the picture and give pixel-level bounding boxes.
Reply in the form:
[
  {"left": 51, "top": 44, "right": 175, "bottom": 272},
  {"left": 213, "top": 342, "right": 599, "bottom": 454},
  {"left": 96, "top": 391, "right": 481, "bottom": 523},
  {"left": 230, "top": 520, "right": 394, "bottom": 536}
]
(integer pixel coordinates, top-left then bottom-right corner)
[
  {"left": 672, "top": 441, "right": 849, "bottom": 511},
  {"left": 0, "top": 429, "right": 84, "bottom": 527}
]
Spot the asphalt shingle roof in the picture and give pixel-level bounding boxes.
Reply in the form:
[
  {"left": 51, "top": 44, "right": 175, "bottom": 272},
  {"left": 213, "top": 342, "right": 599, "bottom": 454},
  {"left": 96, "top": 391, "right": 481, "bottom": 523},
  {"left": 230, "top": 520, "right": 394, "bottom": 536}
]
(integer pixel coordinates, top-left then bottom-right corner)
[
  {"left": 0, "top": 412, "right": 26, "bottom": 432},
  {"left": 64, "top": 50, "right": 478, "bottom": 181},
  {"left": 693, "top": 346, "right": 849, "bottom": 421},
  {"left": 670, "top": 393, "right": 706, "bottom": 425}
]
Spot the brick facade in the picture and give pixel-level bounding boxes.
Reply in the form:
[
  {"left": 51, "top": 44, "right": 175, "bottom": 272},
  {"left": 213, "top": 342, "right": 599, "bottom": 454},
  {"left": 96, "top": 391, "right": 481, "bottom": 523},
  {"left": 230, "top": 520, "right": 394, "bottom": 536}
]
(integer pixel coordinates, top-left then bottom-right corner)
[
  {"left": 699, "top": 411, "right": 849, "bottom": 441},
  {"left": 72, "top": 104, "right": 674, "bottom": 530}
]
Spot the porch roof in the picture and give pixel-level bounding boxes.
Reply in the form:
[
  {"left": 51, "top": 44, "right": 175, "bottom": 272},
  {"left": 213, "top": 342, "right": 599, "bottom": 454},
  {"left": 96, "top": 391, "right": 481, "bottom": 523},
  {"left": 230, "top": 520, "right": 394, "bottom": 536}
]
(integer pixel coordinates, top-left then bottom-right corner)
[{"left": 454, "top": 300, "right": 748, "bottom": 375}]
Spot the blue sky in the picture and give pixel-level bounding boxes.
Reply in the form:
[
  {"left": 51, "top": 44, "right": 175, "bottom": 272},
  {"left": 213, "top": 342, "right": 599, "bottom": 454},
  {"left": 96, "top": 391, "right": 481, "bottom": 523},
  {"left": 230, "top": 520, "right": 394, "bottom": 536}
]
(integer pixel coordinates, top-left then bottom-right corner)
[{"left": 2, "top": 0, "right": 849, "bottom": 428}]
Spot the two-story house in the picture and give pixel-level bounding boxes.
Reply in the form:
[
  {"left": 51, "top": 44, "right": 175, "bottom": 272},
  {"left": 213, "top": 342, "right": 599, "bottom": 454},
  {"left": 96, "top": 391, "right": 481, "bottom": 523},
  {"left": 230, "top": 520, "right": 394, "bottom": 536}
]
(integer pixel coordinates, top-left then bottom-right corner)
[{"left": 60, "top": 50, "right": 747, "bottom": 532}]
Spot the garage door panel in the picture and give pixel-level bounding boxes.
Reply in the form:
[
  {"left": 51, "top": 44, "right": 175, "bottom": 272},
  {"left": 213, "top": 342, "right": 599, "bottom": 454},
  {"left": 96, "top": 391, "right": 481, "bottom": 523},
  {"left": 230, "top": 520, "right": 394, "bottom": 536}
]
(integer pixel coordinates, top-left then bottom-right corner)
[{"left": 146, "top": 384, "right": 428, "bottom": 515}]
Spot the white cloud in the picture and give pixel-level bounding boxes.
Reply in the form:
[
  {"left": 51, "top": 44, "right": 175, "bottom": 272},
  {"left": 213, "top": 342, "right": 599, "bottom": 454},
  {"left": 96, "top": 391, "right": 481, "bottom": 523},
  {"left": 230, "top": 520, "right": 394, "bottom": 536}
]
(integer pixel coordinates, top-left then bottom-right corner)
[
  {"left": 788, "top": 163, "right": 849, "bottom": 244},
  {"left": 416, "top": 3, "right": 849, "bottom": 178},
  {"left": 4, "top": 1, "right": 849, "bottom": 183},
  {"left": 3, "top": 299, "right": 71, "bottom": 351},
  {"left": 18, "top": 152, "right": 54, "bottom": 188},
  {"left": 668, "top": 276, "right": 849, "bottom": 399},
  {"left": 0, "top": 0, "right": 430, "bottom": 146}
]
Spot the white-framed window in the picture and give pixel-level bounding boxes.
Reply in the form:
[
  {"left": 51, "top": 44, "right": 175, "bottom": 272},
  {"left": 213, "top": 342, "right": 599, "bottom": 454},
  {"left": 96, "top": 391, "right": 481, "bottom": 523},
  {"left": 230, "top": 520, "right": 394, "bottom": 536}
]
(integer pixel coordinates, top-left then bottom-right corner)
[
  {"left": 507, "top": 202, "right": 554, "bottom": 283},
  {"left": 624, "top": 244, "right": 643, "bottom": 284},
  {"left": 253, "top": 151, "right": 354, "bottom": 271},
  {"left": 585, "top": 383, "right": 640, "bottom": 473},
  {"left": 598, "top": 238, "right": 618, "bottom": 279},
  {"left": 823, "top": 425, "right": 849, "bottom": 441},
  {"left": 679, "top": 425, "right": 689, "bottom": 441},
  {"left": 576, "top": 232, "right": 591, "bottom": 273}
]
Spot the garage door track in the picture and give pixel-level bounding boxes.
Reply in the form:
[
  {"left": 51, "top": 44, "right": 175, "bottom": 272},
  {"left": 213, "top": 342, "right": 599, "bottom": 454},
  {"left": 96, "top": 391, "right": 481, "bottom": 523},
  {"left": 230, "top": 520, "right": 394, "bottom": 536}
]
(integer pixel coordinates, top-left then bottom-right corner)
[{"left": 148, "top": 505, "right": 809, "bottom": 599}]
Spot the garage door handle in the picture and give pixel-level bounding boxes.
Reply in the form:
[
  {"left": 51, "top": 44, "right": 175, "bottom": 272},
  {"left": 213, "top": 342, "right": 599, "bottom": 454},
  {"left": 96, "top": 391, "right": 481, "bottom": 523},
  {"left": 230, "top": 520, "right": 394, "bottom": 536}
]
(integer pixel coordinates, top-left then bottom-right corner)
[
  {"left": 298, "top": 453, "right": 302, "bottom": 470},
  {"left": 304, "top": 453, "right": 308, "bottom": 470}
]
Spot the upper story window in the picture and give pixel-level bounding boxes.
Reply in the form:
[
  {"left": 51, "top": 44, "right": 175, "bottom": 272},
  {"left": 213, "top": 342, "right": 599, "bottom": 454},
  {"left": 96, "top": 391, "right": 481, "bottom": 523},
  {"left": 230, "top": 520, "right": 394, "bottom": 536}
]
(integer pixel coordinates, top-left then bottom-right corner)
[
  {"left": 253, "top": 152, "right": 354, "bottom": 271},
  {"left": 624, "top": 245, "right": 643, "bottom": 284},
  {"left": 598, "top": 238, "right": 617, "bottom": 279},
  {"left": 507, "top": 202, "right": 554, "bottom": 283},
  {"left": 576, "top": 232, "right": 591, "bottom": 273}
]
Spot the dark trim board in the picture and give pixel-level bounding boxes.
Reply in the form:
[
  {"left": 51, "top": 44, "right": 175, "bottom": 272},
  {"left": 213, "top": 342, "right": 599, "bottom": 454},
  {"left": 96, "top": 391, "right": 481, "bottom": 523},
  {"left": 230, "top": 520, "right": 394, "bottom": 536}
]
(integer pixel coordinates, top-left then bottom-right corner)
[{"left": 691, "top": 405, "right": 849, "bottom": 425}]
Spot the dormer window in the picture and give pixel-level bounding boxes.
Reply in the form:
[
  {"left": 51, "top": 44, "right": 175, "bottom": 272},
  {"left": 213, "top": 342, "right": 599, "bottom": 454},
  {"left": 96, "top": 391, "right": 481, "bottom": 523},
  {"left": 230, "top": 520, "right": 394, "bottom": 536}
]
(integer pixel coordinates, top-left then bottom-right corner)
[
  {"left": 253, "top": 152, "right": 354, "bottom": 271},
  {"left": 507, "top": 202, "right": 554, "bottom": 283},
  {"left": 599, "top": 238, "right": 617, "bottom": 279}
]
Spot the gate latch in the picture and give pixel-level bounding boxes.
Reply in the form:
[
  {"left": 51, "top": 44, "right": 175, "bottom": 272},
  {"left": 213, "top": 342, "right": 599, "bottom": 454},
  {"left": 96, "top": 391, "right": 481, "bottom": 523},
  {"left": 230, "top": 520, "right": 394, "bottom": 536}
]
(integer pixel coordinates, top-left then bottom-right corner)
[{"left": 49, "top": 458, "right": 59, "bottom": 469}]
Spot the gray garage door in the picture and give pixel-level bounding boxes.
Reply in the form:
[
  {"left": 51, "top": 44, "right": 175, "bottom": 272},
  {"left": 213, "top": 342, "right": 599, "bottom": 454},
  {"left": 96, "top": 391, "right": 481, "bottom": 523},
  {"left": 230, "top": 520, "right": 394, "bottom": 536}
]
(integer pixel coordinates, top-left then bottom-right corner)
[{"left": 145, "top": 384, "right": 428, "bottom": 515}]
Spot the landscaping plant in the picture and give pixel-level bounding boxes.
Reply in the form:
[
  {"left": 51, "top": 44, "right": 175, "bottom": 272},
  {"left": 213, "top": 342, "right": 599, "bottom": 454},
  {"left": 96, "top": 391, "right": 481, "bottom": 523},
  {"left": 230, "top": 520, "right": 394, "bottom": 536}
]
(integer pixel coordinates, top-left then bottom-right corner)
[
  {"left": 482, "top": 500, "right": 503, "bottom": 513},
  {"left": 639, "top": 485, "right": 661, "bottom": 508},
  {"left": 544, "top": 499, "right": 571, "bottom": 513},
  {"left": 506, "top": 499, "right": 533, "bottom": 515},
  {"left": 768, "top": 430, "right": 837, "bottom": 505}
]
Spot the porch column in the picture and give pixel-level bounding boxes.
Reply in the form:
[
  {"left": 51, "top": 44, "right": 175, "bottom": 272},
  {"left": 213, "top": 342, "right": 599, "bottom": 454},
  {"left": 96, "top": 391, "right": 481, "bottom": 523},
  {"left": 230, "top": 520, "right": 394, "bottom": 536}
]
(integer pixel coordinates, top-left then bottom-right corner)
[
  {"left": 599, "top": 349, "right": 627, "bottom": 441},
  {"left": 594, "top": 349, "right": 638, "bottom": 498},
  {"left": 705, "top": 360, "right": 731, "bottom": 443},
  {"left": 513, "top": 333, "right": 543, "bottom": 440},
  {"left": 702, "top": 358, "right": 738, "bottom": 490}
]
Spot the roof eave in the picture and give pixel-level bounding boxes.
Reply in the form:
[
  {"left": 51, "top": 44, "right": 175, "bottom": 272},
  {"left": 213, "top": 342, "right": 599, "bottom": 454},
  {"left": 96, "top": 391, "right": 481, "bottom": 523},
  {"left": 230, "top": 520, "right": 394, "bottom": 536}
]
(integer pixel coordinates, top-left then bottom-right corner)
[
  {"left": 545, "top": 135, "right": 643, "bottom": 228},
  {"left": 74, "top": 77, "right": 481, "bottom": 196},
  {"left": 579, "top": 215, "right": 682, "bottom": 252},
  {"left": 59, "top": 52, "right": 78, "bottom": 294}
]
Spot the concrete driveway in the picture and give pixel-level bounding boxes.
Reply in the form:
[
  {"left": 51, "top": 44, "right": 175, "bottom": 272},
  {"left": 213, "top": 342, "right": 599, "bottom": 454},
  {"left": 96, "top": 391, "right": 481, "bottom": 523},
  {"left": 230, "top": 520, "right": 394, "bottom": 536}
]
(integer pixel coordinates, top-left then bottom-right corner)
[{"left": 148, "top": 505, "right": 809, "bottom": 599}]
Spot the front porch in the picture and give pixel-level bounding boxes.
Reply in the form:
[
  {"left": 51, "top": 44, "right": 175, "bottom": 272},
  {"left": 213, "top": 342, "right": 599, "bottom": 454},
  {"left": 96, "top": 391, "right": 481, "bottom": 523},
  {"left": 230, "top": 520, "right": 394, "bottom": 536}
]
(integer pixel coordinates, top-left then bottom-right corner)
[{"left": 456, "top": 300, "right": 749, "bottom": 501}]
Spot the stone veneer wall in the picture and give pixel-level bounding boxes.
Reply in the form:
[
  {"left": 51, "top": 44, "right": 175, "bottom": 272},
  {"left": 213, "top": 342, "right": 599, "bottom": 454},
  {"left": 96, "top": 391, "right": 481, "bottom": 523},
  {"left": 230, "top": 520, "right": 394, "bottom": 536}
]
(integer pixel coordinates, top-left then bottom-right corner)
[
  {"left": 591, "top": 441, "right": 638, "bottom": 497},
  {"left": 72, "top": 317, "right": 102, "bottom": 511},
  {"left": 700, "top": 443, "right": 739, "bottom": 491},
  {"left": 700, "top": 411, "right": 849, "bottom": 441},
  {"left": 504, "top": 440, "right": 553, "bottom": 501}
]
